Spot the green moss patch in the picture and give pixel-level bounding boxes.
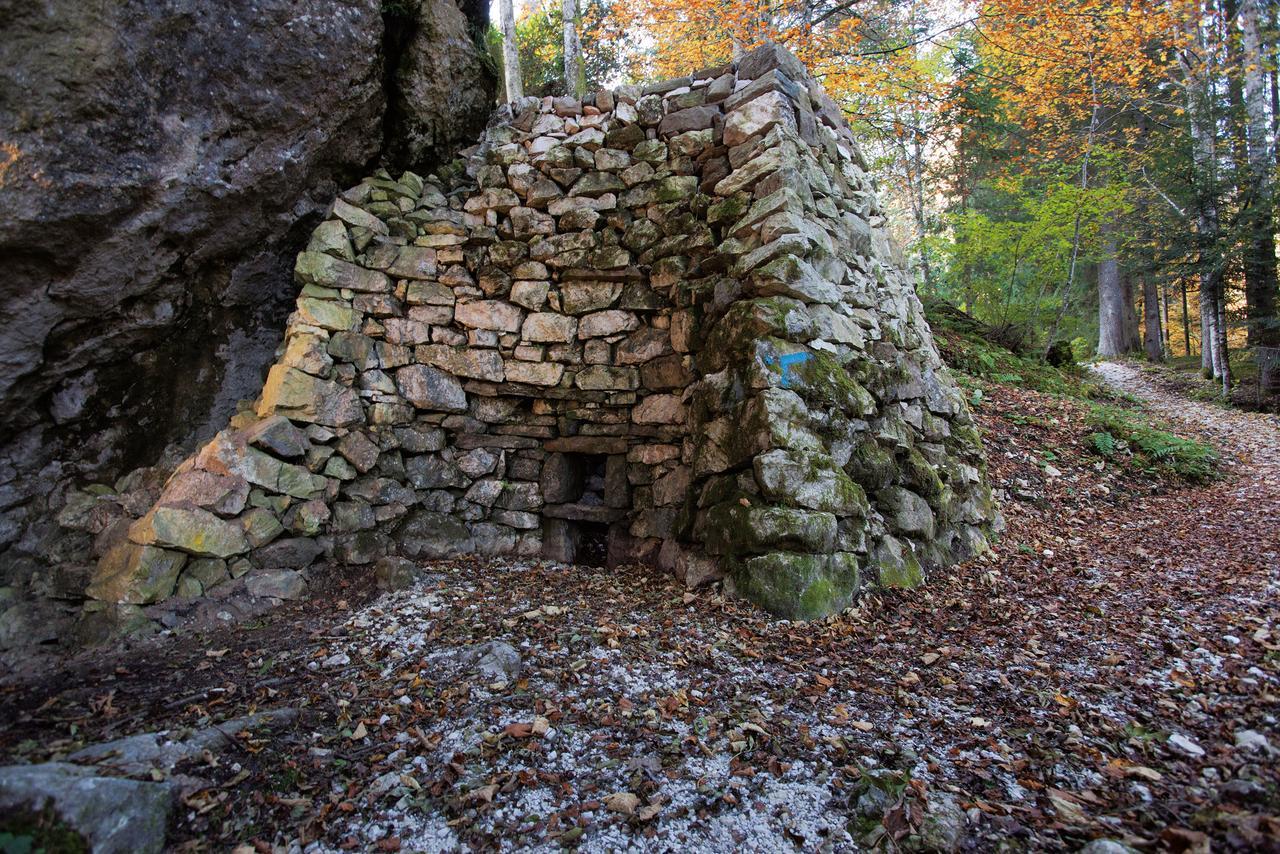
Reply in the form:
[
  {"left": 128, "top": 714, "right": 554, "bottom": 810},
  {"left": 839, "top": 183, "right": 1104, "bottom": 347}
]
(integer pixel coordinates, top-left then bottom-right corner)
[{"left": 732, "top": 551, "right": 860, "bottom": 620}]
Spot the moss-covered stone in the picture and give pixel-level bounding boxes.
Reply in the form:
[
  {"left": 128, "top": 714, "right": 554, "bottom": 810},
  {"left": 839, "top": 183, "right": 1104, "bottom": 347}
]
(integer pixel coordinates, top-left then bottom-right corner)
[
  {"left": 753, "top": 448, "right": 868, "bottom": 516},
  {"left": 845, "top": 439, "right": 897, "bottom": 492},
  {"left": 699, "top": 501, "right": 837, "bottom": 556},
  {"left": 185, "top": 558, "right": 230, "bottom": 591},
  {"left": 878, "top": 486, "right": 935, "bottom": 537},
  {"left": 723, "top": 388, "right": 826, "bottom": 467},
  {"left": 707, "top": 192, "right": 752, "bottom": 225},
  {"left": 733, "top": 551, "right": 860, "bottom": 619},
  {"left": 871, "top": 534, "right": 924, "bottom": 588},
  {"left": 789, "top": 350, "right": 876, "bottom": 415},
  {"left": 649, "top": 175, "right": 693, "bottom": 203},
  {"left": 74, "top": 602, "right": 157, "bottom": 647},
  {"left": 903, "top": 447, "right": 945, "bottom": 499},
  {"left": 702, "top": 298, "right": 814, "bottom": 371},
  {"left": 241, "top": 507, "right": 285, "bottom": 547},
  {"left": 85, "top": 543, "right": 187, "bottom": 605},
  {"left": 129, "top": 507, "right": 249, "bottom": 559}
]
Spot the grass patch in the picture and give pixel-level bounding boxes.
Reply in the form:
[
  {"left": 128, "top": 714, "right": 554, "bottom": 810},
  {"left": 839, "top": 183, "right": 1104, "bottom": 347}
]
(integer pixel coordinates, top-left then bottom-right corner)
[{"left": 1085, "top": 405, "right": 1219, "bottom": 483}]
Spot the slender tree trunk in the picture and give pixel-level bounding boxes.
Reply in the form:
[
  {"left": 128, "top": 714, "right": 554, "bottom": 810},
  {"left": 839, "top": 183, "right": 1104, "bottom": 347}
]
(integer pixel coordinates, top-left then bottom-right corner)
[
  {"left": 1202, "top": 287, "right": 1216, "bottom": 374},
  {"left": 1242, "top": 0, "right": 1279, "bottom": 389},
  {"left": 1143, "top": 273, "right": 1165, "bottom": 361},
  {"left": 1097, "top": 224, "right": 1131, "bottom": 357},
  {"left": 1182, "top": 278, "right": 1193, "bottom": 357},
  {"left": 1272, "top": 1, "right": 1279, "bottom": 145},
  {"left": 499, "top": 0, "right": 523, "bottom": 103},
  {"left": 911, "top": 131, "right": 934, "bottom": 292},
  {"left": 1045, "top": 97, "right": 1100, "bottom": 356},
  {"left": 1223, "top": 0, "right": 1268, "bottom": 348},
  {"left": 1162, "top": 280, "right": 1173, "bottom": 356},
  {"left": 1217, "top": 287, "right": 1231, "bottom": 388},
  {"left": 562, "top": 0, "right": 585, "bottom": 98}
]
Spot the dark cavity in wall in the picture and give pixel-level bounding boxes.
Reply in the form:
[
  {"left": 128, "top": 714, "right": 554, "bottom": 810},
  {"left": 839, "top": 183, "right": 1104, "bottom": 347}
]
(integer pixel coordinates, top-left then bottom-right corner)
[
  {"left": 576, "top": 522, "right": 610, "bottom": 568},
  {"left": 540, "top": 454, "right": 623, "bottom": 568}
]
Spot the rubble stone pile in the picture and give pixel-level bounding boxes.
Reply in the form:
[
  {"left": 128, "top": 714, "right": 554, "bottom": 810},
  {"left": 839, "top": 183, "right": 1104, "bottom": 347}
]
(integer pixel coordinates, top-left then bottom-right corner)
[{"left": 82, "top": 43, "right": 998, "bottom": 621}]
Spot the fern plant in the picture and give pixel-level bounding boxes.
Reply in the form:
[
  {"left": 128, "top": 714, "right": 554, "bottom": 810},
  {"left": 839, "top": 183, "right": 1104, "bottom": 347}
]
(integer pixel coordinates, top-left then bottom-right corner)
[
  {"left": 1088, "top": 431, "right": 1116, "bottom": 457},
  {"left": 1085, "top": 406, "right": 1218, "bottom": 483}
]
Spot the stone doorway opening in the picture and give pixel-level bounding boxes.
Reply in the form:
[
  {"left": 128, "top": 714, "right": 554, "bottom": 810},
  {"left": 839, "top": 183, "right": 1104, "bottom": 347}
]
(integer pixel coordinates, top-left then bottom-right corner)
[{"left": 540, "top": 450, "right": 629, "bottom": 566}]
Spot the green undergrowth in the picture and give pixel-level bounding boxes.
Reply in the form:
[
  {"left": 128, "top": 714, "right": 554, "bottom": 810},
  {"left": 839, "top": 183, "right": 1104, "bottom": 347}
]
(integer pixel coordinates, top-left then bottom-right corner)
[
  {"left": 0, "top": 804, "right": 89, "bottom": 854},
  {"left": 1085, "top": 405, "right": 1219, "bottom": 483},
  {"left": 924, "top": 302, "right": 1102, "bottom": 399},
  {"left": 924, "top": 301, "right": 1220, "bottom": 484}
]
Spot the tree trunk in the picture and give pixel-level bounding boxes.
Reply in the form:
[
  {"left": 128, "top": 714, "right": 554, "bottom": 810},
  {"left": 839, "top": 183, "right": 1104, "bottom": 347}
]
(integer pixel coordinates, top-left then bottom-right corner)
[
  {"left": 1272, "top": 0, "right": 1279, "bottom": 144},
  {"left": 1180, "top": 15, "right": 1230, "bottom": 389},
  {"left": 1181, "top": 278, "right": 1193, "bottom": 357},
  {"left": 499, "top": 0, "right": 523, "bottom": 103},
  {"left": 1097, "top": 224, "right": 1132, "bottom": 357},
  {"left": 1044, "top": 99, "right": 1100, "bottom": 357},
  {"left": 1143, "top": 273, "right": 1165, "bottom": 361},
  {"left": 1217, "top": 284, "right": 1232, "bottom": 394},
  {"left": 911, "top": 131, "right": 934, "bottom": 292},
  {"left": 562, "top": 0, "right": 584, "bottom": 98},
  {"left": 1201, "top": 287, "right": 1216, "bottom": 375},
  {"left": 1242, "top": 0, "right": 1279, "bottom": 389},
  {"left": 1162, "top": 280, "right": 1172, "bottom": 354},
  {"left": 1122, "top": 268, "right": 1141, "bottom": 350},
  {"left": 1161, "top": 281, "right": 1170, "bottom": 354}
]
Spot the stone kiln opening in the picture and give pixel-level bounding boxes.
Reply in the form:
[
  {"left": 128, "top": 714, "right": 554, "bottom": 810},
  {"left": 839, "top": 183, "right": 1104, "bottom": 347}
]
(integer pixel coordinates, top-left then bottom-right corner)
[
  {"left": 82, "top": 42, "right": 999, "bottom": 624},
  {"left": 540, "top": 451, "right": 620, "bottom": 566}
]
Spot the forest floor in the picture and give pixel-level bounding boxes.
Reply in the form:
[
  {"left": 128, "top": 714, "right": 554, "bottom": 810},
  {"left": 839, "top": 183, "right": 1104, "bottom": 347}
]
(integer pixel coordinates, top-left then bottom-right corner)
[{"left": 1, "top": 364, "right": 1278, "bottom": 853}]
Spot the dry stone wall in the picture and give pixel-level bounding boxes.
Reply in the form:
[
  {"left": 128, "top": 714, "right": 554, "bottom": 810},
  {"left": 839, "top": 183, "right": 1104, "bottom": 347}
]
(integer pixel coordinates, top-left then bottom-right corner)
[{"left": 84, "top": 43, "right": 998, "bottom": 622}]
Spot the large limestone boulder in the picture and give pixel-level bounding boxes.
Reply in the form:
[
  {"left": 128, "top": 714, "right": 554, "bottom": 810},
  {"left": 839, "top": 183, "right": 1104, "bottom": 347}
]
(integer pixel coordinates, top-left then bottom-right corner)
[{"left": 0, "top": 763, "right": 172, "bottom": 853}]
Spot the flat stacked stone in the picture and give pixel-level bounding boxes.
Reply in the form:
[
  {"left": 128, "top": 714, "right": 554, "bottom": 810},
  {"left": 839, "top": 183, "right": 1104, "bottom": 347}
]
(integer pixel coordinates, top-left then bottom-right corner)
[{"left": 86, "top": 43, "right": 999, "bottom": 620}]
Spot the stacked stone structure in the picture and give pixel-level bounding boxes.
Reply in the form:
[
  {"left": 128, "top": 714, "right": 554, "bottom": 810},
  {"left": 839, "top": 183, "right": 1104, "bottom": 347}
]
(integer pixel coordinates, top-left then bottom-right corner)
[{"left": 85, "top": 43, "right": 997, "bottom": 620}]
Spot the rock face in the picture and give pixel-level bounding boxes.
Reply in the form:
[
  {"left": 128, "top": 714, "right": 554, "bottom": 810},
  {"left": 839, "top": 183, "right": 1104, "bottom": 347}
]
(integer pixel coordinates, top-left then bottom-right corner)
[
  {"left": 0, "top": 0, "right": 495, "bottom": 572},
  {"left": 384, "top": 0, "right": 498, "bottom": 169},
  {"left": 78, "top": 43, "right": 998, "bottom": 622}
]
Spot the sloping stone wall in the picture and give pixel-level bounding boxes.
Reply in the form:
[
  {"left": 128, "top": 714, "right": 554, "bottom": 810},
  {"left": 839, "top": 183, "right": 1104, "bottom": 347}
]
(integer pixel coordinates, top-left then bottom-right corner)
[{"left": 83, "top": 43, "right": 998, "bottom": 622}]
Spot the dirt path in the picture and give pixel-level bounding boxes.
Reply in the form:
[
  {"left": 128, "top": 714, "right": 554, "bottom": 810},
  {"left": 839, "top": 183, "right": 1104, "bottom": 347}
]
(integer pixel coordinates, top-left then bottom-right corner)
[{"left": 2, "top": 367, "right": 1278, "bottom": 852}]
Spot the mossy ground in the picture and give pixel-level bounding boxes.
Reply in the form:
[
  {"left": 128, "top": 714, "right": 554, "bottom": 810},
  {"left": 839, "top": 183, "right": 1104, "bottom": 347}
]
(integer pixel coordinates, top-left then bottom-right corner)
[
  {"left": 925, "top": 302, "right": 1220, "bottom": 486},
  {"left": 1084, "top": 404, "right": 1220, "bottom": 484},
  {"left": 0, "top": 805, "right": 89, "bottom": 854}
]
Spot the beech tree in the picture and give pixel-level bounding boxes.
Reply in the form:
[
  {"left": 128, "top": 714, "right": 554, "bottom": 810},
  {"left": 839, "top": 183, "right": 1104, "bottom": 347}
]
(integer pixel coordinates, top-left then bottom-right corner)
[
  {"left": 499, "top": 0, "right": 524, "bottom": 102},
  {"left": 563, "top": 0, "right": 585, "bottom": 97},
  {"left": 1179, "top": 3, "right": 1232, "bottom": 392}
]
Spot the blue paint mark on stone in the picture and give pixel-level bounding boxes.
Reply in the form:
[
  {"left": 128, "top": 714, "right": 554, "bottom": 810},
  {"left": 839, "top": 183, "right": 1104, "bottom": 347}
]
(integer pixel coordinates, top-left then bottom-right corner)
[{"left": 764, "top": 351, "right": 813, "bottom": 388}]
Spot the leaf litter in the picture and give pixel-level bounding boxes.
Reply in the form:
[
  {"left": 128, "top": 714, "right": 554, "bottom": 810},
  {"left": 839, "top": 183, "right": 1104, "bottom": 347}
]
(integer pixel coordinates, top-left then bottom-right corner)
[{"left": 0, "top": 362, "right": 1277, "bottom": 851}]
